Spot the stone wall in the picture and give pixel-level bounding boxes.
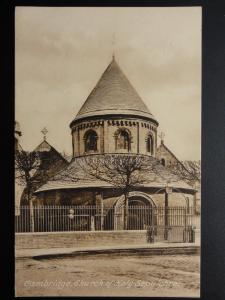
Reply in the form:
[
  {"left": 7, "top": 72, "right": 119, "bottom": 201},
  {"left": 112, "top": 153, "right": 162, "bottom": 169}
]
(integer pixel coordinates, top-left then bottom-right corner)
[
  {"left": 152, "top": 193, "right": 194, "bottom": 207},
  {"left": 35, "top": 189, "right": 194, "bottom": 208},
  {"left": 71, "top": 117, "right": 157, "bottom": 157},
  {"left": 36, "top": 190, "right": 96, "bottom": 206},
  {"left": 15, "top": 231, "right": 147, "bottom": 249}
]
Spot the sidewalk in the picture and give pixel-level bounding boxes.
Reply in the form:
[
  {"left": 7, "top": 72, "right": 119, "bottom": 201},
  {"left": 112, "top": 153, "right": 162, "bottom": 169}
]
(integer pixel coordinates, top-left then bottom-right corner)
[{"left": 15, "top": 241, "right": 200, "bottom": 259}]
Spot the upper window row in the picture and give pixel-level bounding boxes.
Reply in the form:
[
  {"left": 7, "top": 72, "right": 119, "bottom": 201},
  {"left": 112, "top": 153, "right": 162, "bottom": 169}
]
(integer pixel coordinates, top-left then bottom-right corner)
[{"left": 84, "top": 129, "right": 154, "bottom": 154}]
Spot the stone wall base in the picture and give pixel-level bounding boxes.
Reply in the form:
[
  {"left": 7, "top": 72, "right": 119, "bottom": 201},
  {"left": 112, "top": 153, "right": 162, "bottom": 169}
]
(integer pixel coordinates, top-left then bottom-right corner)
[{"left": 15, "top": 231, "right": 147, "bottom": 249}]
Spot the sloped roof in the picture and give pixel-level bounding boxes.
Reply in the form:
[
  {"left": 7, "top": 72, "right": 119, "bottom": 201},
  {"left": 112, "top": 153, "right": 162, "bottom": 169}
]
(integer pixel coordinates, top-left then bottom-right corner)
[
  {"left": 157, "top": 142, "right": 189, "bottom": 173},
  {"left": 35, "top": 140, "right": 52, "bottom": 152},
  {"left": 35, "top": 154, "right": 195, "bottom": 194},
  {"left": 34, "top": 139, "right": 68, "bottom": 163},
  {"left": 71, "top": 58, "right": 158, "bottom": 125}
]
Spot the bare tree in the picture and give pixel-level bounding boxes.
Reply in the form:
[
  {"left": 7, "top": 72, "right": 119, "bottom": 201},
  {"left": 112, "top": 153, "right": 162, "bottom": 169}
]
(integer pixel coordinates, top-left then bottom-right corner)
[
  {"left": 168, "top": 160, "right": 201, "bottom": 186},
  {"left": 15, "top": 148, "right": 67, "bottom": 231},
  {"left": 15, "top": 150, "right": 41, "bottom": 231},
  {"left": 69, "top": 154, "right": 165, "bottom": 229},
  {"left": 79, "top": 155, "right": 161, "bottom": 229}
]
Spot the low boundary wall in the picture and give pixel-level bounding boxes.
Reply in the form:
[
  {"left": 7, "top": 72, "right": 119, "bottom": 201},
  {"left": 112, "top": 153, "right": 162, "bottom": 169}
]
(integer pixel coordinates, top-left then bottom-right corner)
[{"left": 15, "top": 231, "right": 147, "bottom": 249}]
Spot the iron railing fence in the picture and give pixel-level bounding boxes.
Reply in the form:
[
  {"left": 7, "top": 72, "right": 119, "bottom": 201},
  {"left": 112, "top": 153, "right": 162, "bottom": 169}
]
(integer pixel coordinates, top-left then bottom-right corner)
[{"left": 15, "top": 205, "right": 197, "bottom": 233}]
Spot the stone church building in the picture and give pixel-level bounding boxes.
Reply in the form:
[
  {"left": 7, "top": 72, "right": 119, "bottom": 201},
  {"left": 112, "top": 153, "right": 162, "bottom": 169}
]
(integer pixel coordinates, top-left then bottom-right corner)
[
  {"left": 15, "top": 122, "right": 68, "bottom": 211},
  {"left": 34, "top": 57, "right": 197, "bottom": 211}
]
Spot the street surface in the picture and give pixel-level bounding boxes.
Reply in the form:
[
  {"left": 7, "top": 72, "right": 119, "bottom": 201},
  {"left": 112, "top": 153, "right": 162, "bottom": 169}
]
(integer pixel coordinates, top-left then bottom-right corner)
[{"left": 16, "top": 253, "right": 200, "bottom": 297}]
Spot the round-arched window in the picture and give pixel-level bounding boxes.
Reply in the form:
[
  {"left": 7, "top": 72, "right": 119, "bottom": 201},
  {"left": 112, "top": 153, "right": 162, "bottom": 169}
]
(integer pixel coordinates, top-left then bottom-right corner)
[
  {"left": 115, "top": 129, "right": 131, "bottom": 151},
  {"left": 84, "top": 130, "right": 98, "bottom": 152},
  {"left": 146, "top": 134, "right": 154, "bottom": 154},
  {"left": 161, "top": 158, "right": 166, "bottom": 166}
]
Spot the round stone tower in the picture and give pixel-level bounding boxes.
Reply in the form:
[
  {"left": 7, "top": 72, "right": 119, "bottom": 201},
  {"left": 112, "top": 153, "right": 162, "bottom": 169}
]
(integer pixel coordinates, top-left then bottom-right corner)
[{"left": 70, "top": 57, "right": 159, "bottom": 158}]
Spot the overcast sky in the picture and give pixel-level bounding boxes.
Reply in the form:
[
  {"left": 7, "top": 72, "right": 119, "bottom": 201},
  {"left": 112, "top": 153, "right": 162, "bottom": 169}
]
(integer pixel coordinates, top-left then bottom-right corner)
[{"left": 15, "top": 7, "right": 201, "bottom": 160}]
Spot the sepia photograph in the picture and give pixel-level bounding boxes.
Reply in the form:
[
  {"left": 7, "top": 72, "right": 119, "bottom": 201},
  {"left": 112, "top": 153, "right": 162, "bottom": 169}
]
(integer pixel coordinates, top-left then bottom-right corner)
[{"left": 15, "top": 6, "right": 201, "bottom": 297}]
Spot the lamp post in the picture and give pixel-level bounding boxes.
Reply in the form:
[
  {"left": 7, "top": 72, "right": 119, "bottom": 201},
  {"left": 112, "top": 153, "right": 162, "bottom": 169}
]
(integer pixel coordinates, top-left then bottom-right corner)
[
  {"left": 193, "top": 181, "right": 198, "bottom": 215},
  {"left": 165, "top": 181, "right": 172, "bottom": 240}
]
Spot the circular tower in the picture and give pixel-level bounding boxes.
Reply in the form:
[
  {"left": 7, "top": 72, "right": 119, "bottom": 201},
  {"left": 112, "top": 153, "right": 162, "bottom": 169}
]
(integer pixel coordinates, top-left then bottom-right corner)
[{"left": 70, "top": 57, "right": 159, "bottom": 158}]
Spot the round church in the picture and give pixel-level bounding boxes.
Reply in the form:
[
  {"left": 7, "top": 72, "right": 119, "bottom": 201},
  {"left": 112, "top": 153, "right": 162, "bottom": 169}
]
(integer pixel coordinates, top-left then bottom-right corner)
[{"left": 34, "top": 57, "right": 196, "bottom": 215}]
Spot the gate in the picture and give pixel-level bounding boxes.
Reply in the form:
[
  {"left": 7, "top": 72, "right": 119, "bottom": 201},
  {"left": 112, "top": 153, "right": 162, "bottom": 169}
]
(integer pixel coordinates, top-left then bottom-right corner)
[{"left": 146, "top": 207, "right": 195, "bottom": 243}]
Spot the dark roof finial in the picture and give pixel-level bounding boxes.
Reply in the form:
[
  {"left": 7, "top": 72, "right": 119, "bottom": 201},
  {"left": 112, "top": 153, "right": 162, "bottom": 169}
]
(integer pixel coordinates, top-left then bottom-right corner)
[
  {"left": 41, "top": 127, "right": 48, "bottom": 141},
  {"left": 159, "top": 132, "right": 165, "bottom": 144},
  {"left": 112, "top": 32, "right": 116, "bottom": 62}
]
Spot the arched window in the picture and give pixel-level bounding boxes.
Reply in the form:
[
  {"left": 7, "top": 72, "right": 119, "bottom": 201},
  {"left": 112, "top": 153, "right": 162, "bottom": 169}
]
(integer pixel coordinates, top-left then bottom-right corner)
[
  {"left": 84, "top": 130, "right": 98, "bottom": 152},
  {"left": 161, "top": 158, "right": 166, "bottom": 166},
  {"left": 115, "top": 129, "right": 131, "bottom": 151},
  {"left": 146, "top": 134, "right": 154, "bottom": 154}
]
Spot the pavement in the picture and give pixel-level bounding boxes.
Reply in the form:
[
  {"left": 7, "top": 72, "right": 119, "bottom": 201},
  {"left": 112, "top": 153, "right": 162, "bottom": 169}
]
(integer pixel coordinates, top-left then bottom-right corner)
[{"left": 15, "top": 241, "right": 200, "bottom": 259}]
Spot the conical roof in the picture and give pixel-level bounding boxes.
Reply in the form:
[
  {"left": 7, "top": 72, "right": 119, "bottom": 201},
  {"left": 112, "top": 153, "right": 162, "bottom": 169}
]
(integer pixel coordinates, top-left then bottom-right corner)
[{"left": 71, "top": 58, "right": 158, "bottom": 125}]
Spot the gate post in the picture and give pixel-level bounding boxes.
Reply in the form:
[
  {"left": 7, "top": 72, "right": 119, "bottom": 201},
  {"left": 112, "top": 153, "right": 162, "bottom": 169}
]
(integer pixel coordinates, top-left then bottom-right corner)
[
  {"left": 100, "top": 201, "right": 104, "bottom": 231},
  {"left": 193, "top": 190, "right": 197, "bottom": 215},
  {"left": 164, "top": 191, "right": 169, "bottom": 240},
  {"left": 183, "top": 207, "right": 187, "bottom": 242},
  {"left": 29, "top": 200, "right": 35, "bottom": 232},
  {"left": 91, "top": 215, "right": 95, "bottom": 231},
  {"left": 151, "top": 206, "right": 155, "bottom": 243}
]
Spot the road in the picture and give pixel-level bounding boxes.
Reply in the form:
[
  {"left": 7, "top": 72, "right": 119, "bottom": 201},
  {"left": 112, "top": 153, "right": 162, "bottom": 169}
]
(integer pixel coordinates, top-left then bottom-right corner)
[{"left": 16, "top": 253, "right": 200, "bottom": 297}]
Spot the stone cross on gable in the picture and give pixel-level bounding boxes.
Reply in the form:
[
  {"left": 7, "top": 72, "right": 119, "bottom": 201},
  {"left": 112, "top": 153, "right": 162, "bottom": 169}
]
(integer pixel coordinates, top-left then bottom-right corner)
[
  {"left": 41, "top": 127, "right": 48, "bottom": 141},
  {"left": 159, "top": 132, "right": 165, "bottom": 144}
]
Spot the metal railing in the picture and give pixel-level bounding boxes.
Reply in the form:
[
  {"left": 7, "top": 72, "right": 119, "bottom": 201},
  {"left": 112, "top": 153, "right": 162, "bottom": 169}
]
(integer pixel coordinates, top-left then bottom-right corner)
[{"left": 15, "top": 205, "right": 197, "bottom": 234}]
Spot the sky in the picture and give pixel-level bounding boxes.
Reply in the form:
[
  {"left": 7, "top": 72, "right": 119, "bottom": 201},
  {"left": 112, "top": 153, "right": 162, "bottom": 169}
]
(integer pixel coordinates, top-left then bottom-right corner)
[{"left": 15, "top": 7, "right": 201, "bottom": 160}]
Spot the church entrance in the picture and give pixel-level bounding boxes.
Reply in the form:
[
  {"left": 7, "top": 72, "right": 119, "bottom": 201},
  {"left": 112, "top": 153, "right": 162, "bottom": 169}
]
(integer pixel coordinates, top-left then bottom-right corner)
[
  {"left": 113, "top": 192, "right": 155, "bottom": 230},
  {"left": 127, "top": 196, "right": 154, "bottom": 230}
]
